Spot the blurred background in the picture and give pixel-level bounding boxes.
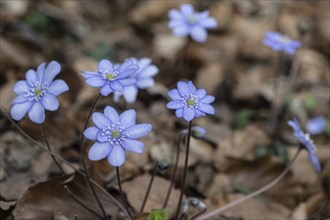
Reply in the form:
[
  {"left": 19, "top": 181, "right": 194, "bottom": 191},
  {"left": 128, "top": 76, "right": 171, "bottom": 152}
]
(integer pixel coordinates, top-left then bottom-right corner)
[{"left": 0, "top": 0, "right": 329, "bottom": 219}]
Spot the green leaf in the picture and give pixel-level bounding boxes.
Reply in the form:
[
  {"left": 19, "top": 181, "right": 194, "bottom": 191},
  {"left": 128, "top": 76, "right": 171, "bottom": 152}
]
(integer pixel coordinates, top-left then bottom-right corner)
[
  {"left": 304, "top": 94, "right": 316, "bottom": 111},
  {"left": 234, "top": 109, "right": 254, "bottom": 129},
  {"left": 147, "top": 209, "right": 169, "bottom": 220}
]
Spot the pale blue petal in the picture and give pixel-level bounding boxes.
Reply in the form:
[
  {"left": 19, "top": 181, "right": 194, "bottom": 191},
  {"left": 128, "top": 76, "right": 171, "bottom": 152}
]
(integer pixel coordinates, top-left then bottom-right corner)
[
  {"left": 104, "top": 106, "right": 120, "bottom": 123},
  {"left": 44, "top": 61, "right": 61, "bottom": 86},
  {"left": 82, "top": 71, "right": 99, "bottom": 79},
  {"left": 88, "top": 142, "right": 111, "bottom": 161},
  {"left": 195, "top": 109, "right": 206, "bottom": 117},
  {"left": 13, "top": 80, "right": 30, "bottom": 94},
  {"left": 201, "top": 95, "right": 215, "bottom": 104},
  {"left": 28, "top": 102, "right": 45, "bottom": 124},
  {"left": 176, "top": 109, "right": 183, "bottom": 118},
  {"left": 122, "top": 86, "right": 138, "bottom": 103},
  {"left": 177, "top": 81, "right": 190, "bottom": 96},
  {"left": 117, "top": 66, "right": 139, "bottom": 79},
  {"left": 36, "top": 63, "right": 46, "bottom": 82},
  {"left": 168, "top": 89, "right": 181, "bottom": 100},
  {"left": 200, "top": 17, "right": 217, "bottom": 28},
  {"left": 10, "top": 101, "right": 33, "bottom": 121},
  {"left": 173, "top": 25, "right": 189, "bottom": 37},
  {"left": 116, "top": 59, "right": 134, "bottom": 71},
  {"left": 199, "top": 103, "right": 215, "bottom": 114},
  {"left": 110, "top": 81, "right": 124, "bottom": 92},
  {"left": 136, "top": 78, "right": 154, "bottom": 89},
  {"left": 169, "top": 20, "right": 184, "bottom": 29},
  {"left": 183, "top": 107, "right": 195, "bottom": 121},
  {"left": 138, "top": 65, "right": 159, "bottom": 78},
  {"left": 48, "top": 80, "right": 69, "bottom": 96},
  {"left": 92, "top": 112, "right": 111, "bottom": 128},
  {"left": 122, "top": 139, "right": 144, "bottom": 153},
  {"left": 137, "top": 58, "right": 151, "bottom": 71},
  {"left": 12, "top": 94, "right": 28, "bottom": 104},
  {"left": 26, "top": 69, "right": 38, "bottom": 86},
  {"left": 100, "top": 85, "right": 113, "bottom": 96},
  {"left": 96, "top": 130, "right": 108, "bottom": 143},
  {"left": 41, "top": 94, "right": 59, "bottom": 111},
  {"left": 308, "top": 152, "right": 321, "bottom": 172},
  {"left": 118, "top": 78, "right": 136, "bottom": 86},
  {"left": 194, "top": 89, "right": 206, "bottom": 98},
  {"left": 120, "top": 109, "right": 136, "bottom": 129},
  {"left": 98, "top": 59, "right": 114, "bottom": 74},
  {"left": 113, "top": 91, "right": 121, "bottom": 102},
  {"left": 85, "top": 76, "right": 106, "bottom": 87},
  {"left": 188, "top": 81, "right": 197, "bottom": 93},
  {"left": 125, "top": 124, "right": 152, "bottom": 139},
  {"left": 167, "top": 101, "right": 182, "bottom": 109},
  {"left": 190, "top": 26, "right": 207, "bottom": 43},
  {"left": 168, "top": 9, "right": 184, "bottom": 20},
  {"left": 180, "top": 4, "right": 194, "bottom": 16},
  {"left": 108, "top": 143, "right": 125, "bottom": 167},
  {"left": 83, "top": 126, "right": 99, "bottom": 140}
]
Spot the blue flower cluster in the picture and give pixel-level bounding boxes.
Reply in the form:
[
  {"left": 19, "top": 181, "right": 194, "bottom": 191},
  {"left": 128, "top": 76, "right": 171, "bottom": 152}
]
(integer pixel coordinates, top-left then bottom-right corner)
[{"left": 263, "top": 32, "right": 301, "bottom": 55}]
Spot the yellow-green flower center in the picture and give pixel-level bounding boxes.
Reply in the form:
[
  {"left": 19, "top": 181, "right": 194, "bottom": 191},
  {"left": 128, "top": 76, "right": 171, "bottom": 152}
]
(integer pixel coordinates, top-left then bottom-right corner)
[
  {"left": 106, "top": 73, "right": 115, "bottom": 80},
  {"left": 187, "top": 99, "right": 195, "bottom": 106},
  {"left": 112, "top": 130, "right": 120, "bottom": 138},
  {"left": 279, "top": 36, "right": 290, "bottom": 44},
  {"left": 34, "top": 89, "right": 42, "bottom": 97},
  {"left": 187, "top": 16, "right": 196, "bottom": 24}
]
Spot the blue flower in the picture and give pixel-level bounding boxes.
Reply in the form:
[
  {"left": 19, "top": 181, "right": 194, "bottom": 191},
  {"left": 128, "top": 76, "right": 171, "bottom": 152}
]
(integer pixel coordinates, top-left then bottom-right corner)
[
  {"left": 10, "top": 61, "right": 69, "bottom": 124},
  {"left": 82, "top": 58, "right": 139, "bottom": 96},
  {"left": 167, "top": 81, "right": 215, "bottom": 122},
  {"left": 113, "top": 57, "right": 159, "bottom": 103},
  {"left": 263, "top": 32, "right": 301, "bottom": 55},
  {"left": 83, "top": 106, "right": 152, "bottom": 167},
  {"left": 168, "top": 4, "right": 217, "bottom": 43},
  {"left": 288, "top": 119, "right": 321, "bottom": 172},
  {"left": 306, "top": 116, "right": 326, "bottom": 135}
]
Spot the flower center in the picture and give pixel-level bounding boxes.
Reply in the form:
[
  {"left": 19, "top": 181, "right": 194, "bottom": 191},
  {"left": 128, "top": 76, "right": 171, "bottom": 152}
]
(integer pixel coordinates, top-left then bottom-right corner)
[
  {"left": 99, "top": 123, "right": 127, "bottom": 145},
  {"left": 25, "top": 82, "right": 47, "bottom": 101},
  {"left": 112, "top": 130, "right": 120, "bottom": 138},
  {"left": 187, "top": 15, "right": 196, "bottom": 24},
  {"left": 182, "top": 94, "right": 200, "bottom": 109},
  {"left": 105, "top": 71, "right": 118, "bottom": 81},
  {"left": 279, "top": 36, "right": 290, "bottom": 44}
]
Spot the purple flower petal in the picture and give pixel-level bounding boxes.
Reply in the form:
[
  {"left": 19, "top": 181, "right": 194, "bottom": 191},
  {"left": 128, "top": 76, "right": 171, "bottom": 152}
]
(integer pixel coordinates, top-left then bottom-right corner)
[
  {"left": 36, "top": 63, "right": 46, "bottom": 82},
  {"left": 82, "top": 71, "right": 99, "bottom": 79},
  {"left": 199, "top": 103, "right": 215, "bottom": 114},
  {"left": 306, "top": 117, "right": 326, "bottom": 135},
  {"left": 108, "top": 143, "right": 125, "bottom": 166},
  {"left": 122, "top": 86, "right": 138, "bottom": 103},
  {"left": 83, "top": 126, "right": 99, "bottom": 140},
  {"left": 28, "top": 102, "right": 45, "bottom": 124},
  {"left": 188, "top": 81, "right": 197, "bottom": 93},
  {"left": 98, "top": 59, "right": 113, "bottom": 74},
  {"left": 12, "top": 94, "right": 28, "bottom": 104},
  {"left": 10, "top": 101, "right": 33, "bottom": 121},
  {"left": 176, "top": 109, "right": 183, "bottom": 118},
  {"left": 167, "top": 101, "right": 182, "bottom": 109},
  {"left": 308, "top": 152, "right": 321, "bottom": 172},
  {"left": 195, "top": 109, "right": 206, "bottom": 117},
  {"left": 169, "top": 9, "right": 184, "bottom": 20},
  {"left": 13, "top": 80, "right": 29, "bottom": 94},
  {"left": 183, "top": 107, "right": 195, "bottom": 121},
  {"left": 180, "top": 4, "right": 194, "bottom": 16},
  {"left": 92, "top": 112, "right": 111, "bottom": 128},
  {"left": 136, "top": 58, "right": 151, "bottom": 70},
  {"left": 169, "top": 20, "right": 184, "bottom": 29},
  {"left": 137, "top": 78, "right": 155, "bottom": 89},
  {"left": 26, "top": 70, "right": 38, "bottom": 87},
  {"left": 85, "top": 76, "right": 106, "bottom": 87},
  {"left": 41, "top": 94, "right": 59, "bottom": 111},
  {"left": 44, "top": 61, "right": 61, "bottom": 86},
  {"left": 110, "top": 81, "right": 124, "bottom": 92},
  {"left": 104, "top": 106, "right": 120, "bottom": 123},
  {"left": 118, "top": 78, "right": 136, "bottom": 86},
  {"left": 138, "top": 65, "right": 159, "bottom": 78},
  {"left": 48, "top": 79, "right": 69, "bottom": 96},
  {"left": 96, "top": 130, "right": 108, "bottom": 142},
  {"left": 125, "top": 124, "right": 152, "bottom": 139},
  {"left": 116, "top": 59, "right": 134, "bottom": 71},
  {"left": 177, "top": 81, "right": 190, "bottom": 96},
  {"left": 173, "top": 26, "right": 189, "bottom": 37},
  {"left": 100, "top": 85, "right": 113, "bottom": 96},
  {"left": 190, "top": 26, "right": 207, "bottom": 43},
  {"left": 117, "top": 66, "right": 139, "bottom": 79},
  {"left": 120, "top": 109, "right": 136, "bottom": 129},
  {"left": 168, "top": 89, "right": 181, "bottom": 100},
  {"left": 194, "top": 89, "right": 206, "bottom": 98},
  {"left": 122, "top": 139, "right": 144, "bottom": 153},
  {"left": 200, "top": 17, "right": 217, "bottom": 28},
  {"left": 88, "top": 142, "right": 111, "bottom": 161},
  {"left": 201, "top": 95, "right": 215, "bottom": 104}
]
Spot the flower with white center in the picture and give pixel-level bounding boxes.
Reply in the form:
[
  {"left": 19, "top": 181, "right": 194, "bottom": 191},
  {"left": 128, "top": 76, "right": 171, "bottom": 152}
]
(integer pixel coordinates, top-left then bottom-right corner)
[
  {"left": 83, "top": 106, "right": 152, "bottom": 167},
  {"left": 10, "top": 61, "right": 69, "bottom": 124}
]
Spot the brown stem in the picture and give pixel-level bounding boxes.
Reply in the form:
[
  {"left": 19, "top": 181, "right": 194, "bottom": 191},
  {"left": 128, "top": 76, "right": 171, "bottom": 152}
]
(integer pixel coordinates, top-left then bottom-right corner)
[
  {"left": 175, "top": 120, "right": 193, "bottom": 219},
  {"left": 116, "top": 166, "right": 134, "bottom": 220},
  {"left": 140, "top": 161, "right": 158, "bottom": 212}
]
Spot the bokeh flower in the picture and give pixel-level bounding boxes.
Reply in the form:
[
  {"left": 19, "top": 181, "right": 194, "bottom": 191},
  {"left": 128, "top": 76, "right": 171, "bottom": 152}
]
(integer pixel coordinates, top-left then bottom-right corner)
[
  {"left": 168, "top": 4, "right": 217, "bottom": 43},
  {"left": 10, "top": 61, "right": 69, "bottom": 124},
  {"left": 84, "top": 106, "right": 152, "bottom": 167},
  {"left": 114, "top": 57, "right": 159, "bottom": 103},
  {"left": 288, "top": 119, "right": 321, "bottom": 172},
  {"left": 167, "top": 81, "right": 215, "bottom": 121},
  {"left": 306, "top": 116, "right": 326, "bottom": 135},
  {"left": 82, "top": 58, "right": 139, "bottom": 96},
  {"left": 263, "top": 32, "right": 301, "bottom": 55}
]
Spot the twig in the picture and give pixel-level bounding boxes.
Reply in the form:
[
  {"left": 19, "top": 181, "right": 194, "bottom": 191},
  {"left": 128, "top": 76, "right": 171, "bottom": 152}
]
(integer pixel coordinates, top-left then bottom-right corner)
[
  {"left": 140, "top": 161, "right": 158, "bottom": 212},
  {"left": 116, "top": 166, "right": 134, "bottom": 220}
]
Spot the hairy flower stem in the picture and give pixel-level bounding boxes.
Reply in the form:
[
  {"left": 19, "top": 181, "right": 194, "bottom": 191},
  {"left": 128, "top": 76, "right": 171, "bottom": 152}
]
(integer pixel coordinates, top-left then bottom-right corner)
[
  {"left": 196, "top": 147, "right": 302, "bottom": 220},
  {"left": 80, "top": 93, "right": 108, "bottom": 219},
  {"left": 0, "top": 106, "right": 127, "bottom": 215},
  {"left": 41, "top": 124, "right": 65, "bottom": 174},
  {"left": 175, "top": 120, "right": 193, "bottom": 219},
  {"left": 140, "top": 161, "right": 158, "bottom": 212},
  {"left": 163, "top": 133, "right": 184, "bottom": 209},
  {"left": 64, "top": 185, "right": 102, "bottom": 218},
  {"left": 116, "top": 166, "right": 134, "bottom": 220}
]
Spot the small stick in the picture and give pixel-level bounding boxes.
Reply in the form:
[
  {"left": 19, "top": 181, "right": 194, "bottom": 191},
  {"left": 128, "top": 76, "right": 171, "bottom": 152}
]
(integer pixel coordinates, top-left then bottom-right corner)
[
  {"left": 175, "top": 120, "right": 193, "bottom": 219},
  {"left": 116, "top": 166, "right": 134, "bottom": 220},
  {"left": 140, "top": 161, "right": 158, "bottom": 212},
  {"left": 41, "top": 124, "right": 65, "bottom": 174}
]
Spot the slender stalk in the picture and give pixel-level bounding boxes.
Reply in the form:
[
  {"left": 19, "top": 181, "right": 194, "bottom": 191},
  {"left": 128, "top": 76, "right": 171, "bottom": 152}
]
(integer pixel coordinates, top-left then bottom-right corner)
[
  {"left": 140, "top": 161, "right": 158, "bottom": 212},
  {"left": 195, "top": 147, "right": 302, "bottom": 220},
  {"left": 79, "top": 93, "right": 107, "bottom": 219},
  {"left": 175, "top": 120, "right": 193, "bottom": 219},
  {"left": 41, "top": 124, "right": 65, "bottom": 174},
  {"left": 190, "top": 208, "right": 207, "bottom": 220},
  {"left": 64, "top": 185, "right": 102, "bottom": 218},
  {"left": 0, "top": 105, "right": 127, "bottom": 215},
  {"left": 116, "top": 166, "right": 134, "bottom": 220},
  {"left": 163, "top": 133, "right": 184, "bottom": 208}
]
